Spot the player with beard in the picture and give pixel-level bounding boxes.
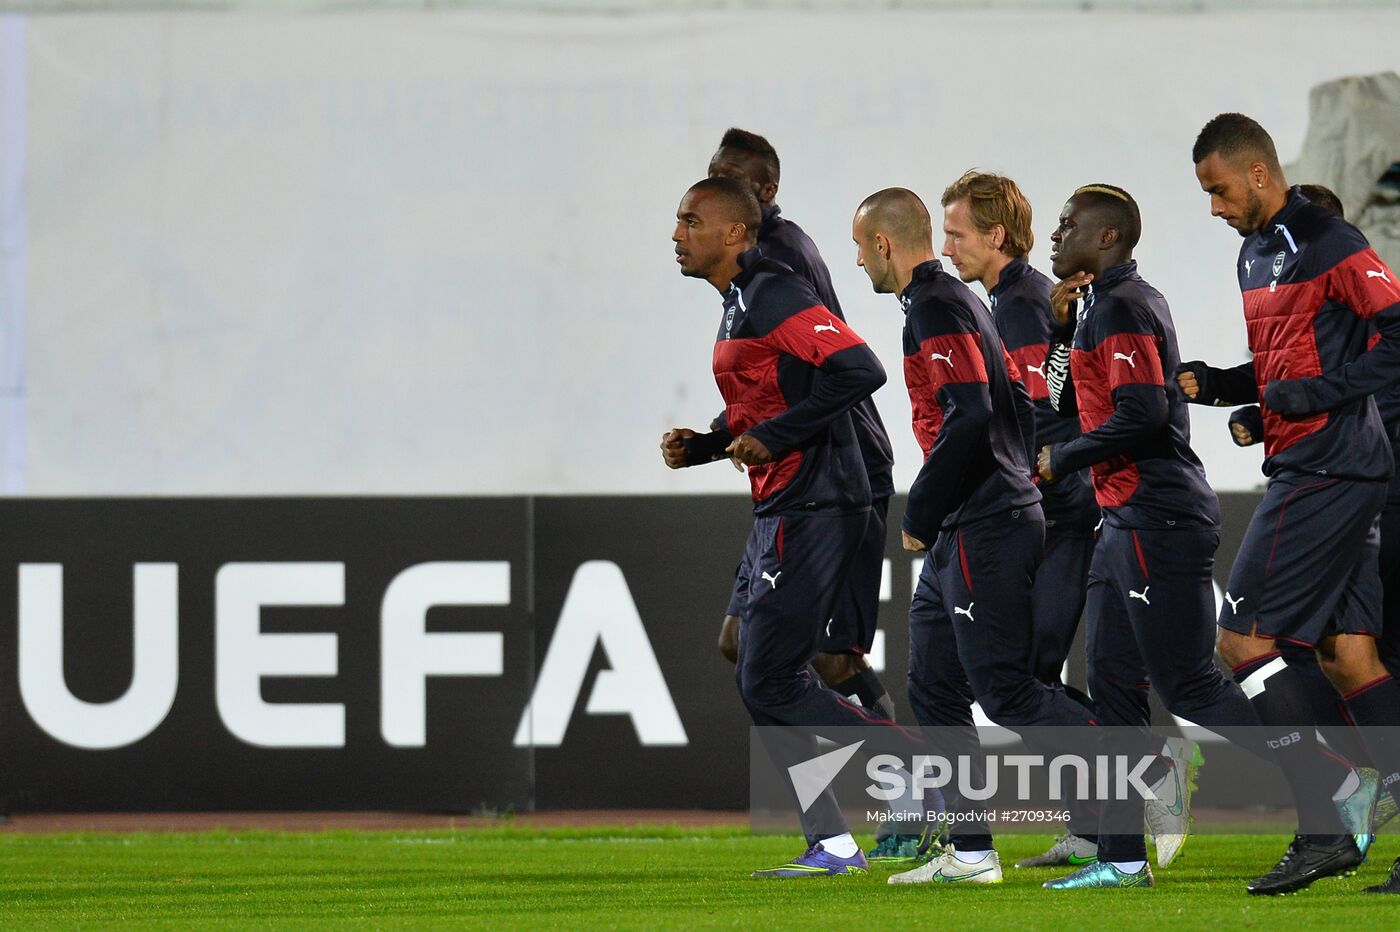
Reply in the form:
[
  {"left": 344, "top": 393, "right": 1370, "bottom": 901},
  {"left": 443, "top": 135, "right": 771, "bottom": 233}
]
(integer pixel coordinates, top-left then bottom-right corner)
[{"left": 1182, "top": 117, "right": 1400, "bottom": 893}]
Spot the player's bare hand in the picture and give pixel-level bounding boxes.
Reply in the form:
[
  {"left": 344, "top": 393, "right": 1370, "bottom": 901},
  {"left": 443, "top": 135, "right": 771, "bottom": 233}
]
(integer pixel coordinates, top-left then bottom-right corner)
[
  {"left": 1175, "top": 367, "right": 1200, "bottom": 400},
  {"left": 1037, "top": 445, "right": 1057, "bottom": 482},
  {"left": 1050, "top": 272, "right": 1093, "bottom": 325},
  {"left": 660, "top": 428, "right": 695, "bottom": 469},
  {"left": 901, "top": 530, "right": 928, "bottom": 552},
  {"left": 1230, "top": 422, "right": 1255, "bottom": 446},
  {"left": 726, "top": 433, "right": 774, "bottom": 467}
]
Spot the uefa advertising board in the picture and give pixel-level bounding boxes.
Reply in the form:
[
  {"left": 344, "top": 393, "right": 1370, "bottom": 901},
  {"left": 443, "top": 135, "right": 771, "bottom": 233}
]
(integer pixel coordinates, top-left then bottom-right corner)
[{"left": 0, "top": 494, "right": 1264, "bottom": 812}]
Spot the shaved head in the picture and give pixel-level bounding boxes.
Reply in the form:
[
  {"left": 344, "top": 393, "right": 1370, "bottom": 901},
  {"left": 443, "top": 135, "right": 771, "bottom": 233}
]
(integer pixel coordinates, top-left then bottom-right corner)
[
  {"left": 855, "top": 187, "right": 933, "bottom": 251},
  {"left": 853, "top": 187, "right": 936, "bottom": 295}
]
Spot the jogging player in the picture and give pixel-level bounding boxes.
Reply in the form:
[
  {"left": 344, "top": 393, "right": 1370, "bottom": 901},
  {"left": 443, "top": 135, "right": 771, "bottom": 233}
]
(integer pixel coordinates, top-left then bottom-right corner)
[
  {"left": 852, "top": 187, "right": 1100, "bottom": 887},
  {"left": 707, "top": 128, "right": 899, "bottom": 726},
  {"left": 666, "top": 175, "right": 927, "bottom": 879},
  {"left": 1037, "top": 184, "right": 1274, "bottom": 890},
  {"left": 1182, "top": 114, "right": 1400, "bottom": 895}
]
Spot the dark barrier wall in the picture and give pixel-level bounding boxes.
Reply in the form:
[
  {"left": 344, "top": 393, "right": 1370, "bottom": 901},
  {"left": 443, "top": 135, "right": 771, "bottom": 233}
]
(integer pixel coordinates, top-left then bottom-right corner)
[{"left": 0, "top": 493, "right": 1263, "bottom": 812}]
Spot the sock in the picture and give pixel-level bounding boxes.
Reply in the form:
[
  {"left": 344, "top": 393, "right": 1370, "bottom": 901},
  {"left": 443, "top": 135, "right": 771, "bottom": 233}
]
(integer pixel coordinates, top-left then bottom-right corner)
[
  {"left": 1235, "top": 654, "right": 1348, "bottom": 837},
  {"left": 817, "top": 833, "right": 858, "bottom": 858},
  {"left": 1097, "top": 834, "right": 1146, "bottom": 863},
  {"left": 1142, "top": 754, "right": 1171, "bottom": 789},
  {"left": 1333, "top": 768, "right": 1361, "bottom": 801},
  {"left": 1282, "top": 647, "right": 1372, "bottom": 767},
  {"left": 1109, "top": 860, "right": 1147, "bottom": 874},
  {"left": 1341, "top": 674, "right": 1400, "bottom": 808},
  {"left": 949, "top": 832, "right": 994, "bottom": 852},
  {"left": 1149, "top": 763, "right": 1181, "bottom": 810},
  {"left": 952, "top": 848, "right": 993, "bottom": 864},
  {"left": 833, "top": 668, "right": 896, "bottom": 723}
]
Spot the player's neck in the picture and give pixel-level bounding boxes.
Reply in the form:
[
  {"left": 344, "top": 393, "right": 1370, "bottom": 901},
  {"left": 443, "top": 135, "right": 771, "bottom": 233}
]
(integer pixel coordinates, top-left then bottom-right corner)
[
  {"left": 707, "top": 254, "right": 744, "bottom": 292},
  {"left": 979, "top": 251, "right": 1015, "bottom": 293},
  {"left": 1259, "top": 184, "right": 1290, "bottom": 227},
  {"left": 1091, "top": 250, "right": 1132, "bottom": 279},
  {"left": 894, "top": 250, "right": 939, "bottom": 298}
]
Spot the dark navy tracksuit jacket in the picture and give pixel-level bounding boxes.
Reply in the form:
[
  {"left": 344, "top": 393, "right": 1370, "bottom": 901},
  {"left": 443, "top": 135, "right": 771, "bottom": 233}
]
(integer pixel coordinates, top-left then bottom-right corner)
[
  {"left": 990, "top": 258, "right": 1100, "bottom": 683},
  {"left": 901, "top": 259, "right": 1097, "bottom": 850},
  {"left": 698, "top": 248, "right": 924, "bottom": 843},
  {"left": 1046, "top": 260, "right": 1256, "bottom": 861},
  {"left": 1183, "top": 189, "right": 1400, "bottom": 644}
]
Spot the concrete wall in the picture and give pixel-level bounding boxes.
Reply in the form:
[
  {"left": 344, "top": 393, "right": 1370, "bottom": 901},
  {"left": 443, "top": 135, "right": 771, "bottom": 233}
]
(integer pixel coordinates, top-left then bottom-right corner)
[{"left": 3, "top": 8, "right": 1398, "bottom": 494}]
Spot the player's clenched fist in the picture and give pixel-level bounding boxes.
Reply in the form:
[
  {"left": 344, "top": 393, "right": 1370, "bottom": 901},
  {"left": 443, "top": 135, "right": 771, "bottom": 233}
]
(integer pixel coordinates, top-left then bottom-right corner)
[
  {"left": 1228, "top": 406, "right": 1263, "bottom": 447},
  {"left": 1036, "top": 444, "right": 1057, "bottom": 482},
  {"left": 901, "top": 530, "right": 928, "bottom": 552},
  {"left": 1175, "top": 366, "right": 1200, "bottom": 400},
  {"left": 660, "top": 428, "right": 694, "bottom": 469}
]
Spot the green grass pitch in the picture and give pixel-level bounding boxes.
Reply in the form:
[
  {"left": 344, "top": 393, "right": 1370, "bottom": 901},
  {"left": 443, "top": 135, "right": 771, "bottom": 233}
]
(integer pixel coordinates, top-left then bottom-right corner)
[{"left": 0, "top": 826, "right": 1396, "bottom": 927}]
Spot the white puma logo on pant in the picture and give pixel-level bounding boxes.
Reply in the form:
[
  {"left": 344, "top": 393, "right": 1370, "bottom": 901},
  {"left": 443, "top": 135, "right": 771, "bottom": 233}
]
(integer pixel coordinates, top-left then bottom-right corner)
[
  {"left": 1225, "top": 592, "right": 1244, "bottom": 614},
  {"left": 762, "top": 571, "right": 782, "bottom": 589},
  {"left": 953, "top": 603, "right": 974, "bottom": 621},
  {"left": 1129, "top": 586, "right": 1150, "bottom": 604}
]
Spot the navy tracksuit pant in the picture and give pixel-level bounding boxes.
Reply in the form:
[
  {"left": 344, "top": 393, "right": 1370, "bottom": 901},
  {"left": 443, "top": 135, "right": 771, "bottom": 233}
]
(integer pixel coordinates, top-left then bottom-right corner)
[
  {"left": 735, "top": 510, "right": 926, "bottom": 843},
  {"left": 1030, "top": 525, "right": 1097, "bottom": 686},
  {"left": 1086, "top": 523, "right": 1262, "bottom": 860},
  {"left": 908, "top": 504, "right": 1098, "bottom": 849}
]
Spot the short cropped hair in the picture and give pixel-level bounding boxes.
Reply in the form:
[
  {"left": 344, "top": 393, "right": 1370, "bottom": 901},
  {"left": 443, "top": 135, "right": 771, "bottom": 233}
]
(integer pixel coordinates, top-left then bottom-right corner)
[
  {"left": 1299, "top": 183, "right": 1345, "bottom": 219},
  {"left": 1192, "top": 112, "right": 1281, "bottom": 171},
  {"left": 688, "top": 175, "right": 761, "bottom": 240},
  {"left": 856, "top": 187, "right": 933, "bottom": 249},
  {"left": 1073, "top": 183, "right": 1142, "bottom": 250},
  {"left": 940, "top": 170, "right": 1035, "bottom": 258},
  {"left": 718, "top": 128, "right": 780, "bottom": 186}
]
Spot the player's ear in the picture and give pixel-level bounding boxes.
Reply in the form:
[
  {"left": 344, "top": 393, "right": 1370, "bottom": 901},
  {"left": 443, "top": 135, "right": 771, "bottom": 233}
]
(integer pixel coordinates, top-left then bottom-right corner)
[
  {"left": 759, "top": 181, "right": 778, "bottom": 204},
  {"left": 876, "top": 232, "right": 892, "bottom": 260},
  {"left": 726, "top": 222, "right": 746, "bottom": 246},
  {"left": 1249, "top": 160, "right": 1269, "bottom": 189},
  {"left": 990, "top": 223, "right": 1006, "bottom": 251},
  {"left": 1099, "top": 226, "right": 1120, "bottom": 250}
]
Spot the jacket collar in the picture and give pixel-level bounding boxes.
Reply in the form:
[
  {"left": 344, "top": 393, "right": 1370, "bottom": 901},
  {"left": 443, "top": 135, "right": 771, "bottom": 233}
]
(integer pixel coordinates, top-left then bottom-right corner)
[
  {"left": 900, "top": 259, "right": 944, "bottom": 312},
  {"left": 989, "top": 256, "right": 1033, "bottom": 304},
  {"left": 1084, "top": 259, "right": 1138, "bottom": 306},
  {"left": 1256, "top": 186, "right": 1305, "bottom": 254}
]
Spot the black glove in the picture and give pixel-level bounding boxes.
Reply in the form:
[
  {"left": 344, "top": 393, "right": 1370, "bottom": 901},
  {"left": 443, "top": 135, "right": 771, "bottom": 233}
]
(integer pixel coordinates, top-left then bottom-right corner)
[
  {"left": 1174, "top": 360, "right": 1225, "bottom": 406},
  {"left": 1263, "top": 379, "right": 1313, "bottom": 416},
  {"left": 1227, "top": 406, "right": 1264, "bottom": 447},
  {"left": 682, "top": 430, "right": 733, "bottom": 466}
]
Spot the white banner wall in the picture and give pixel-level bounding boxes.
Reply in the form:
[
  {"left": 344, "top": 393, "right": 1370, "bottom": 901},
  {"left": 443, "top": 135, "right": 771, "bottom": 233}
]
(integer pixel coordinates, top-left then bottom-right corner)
[{"left": 15, "top": 11, "right": 1400, "bottom": 494}]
